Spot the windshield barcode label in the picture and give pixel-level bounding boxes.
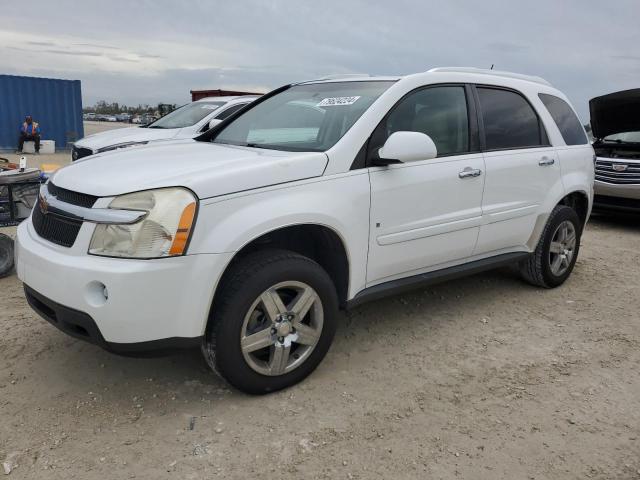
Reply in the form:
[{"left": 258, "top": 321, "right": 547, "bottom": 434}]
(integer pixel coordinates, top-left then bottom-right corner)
[{"left": 317, "top": 96, "right": 360, "bottom": 107}]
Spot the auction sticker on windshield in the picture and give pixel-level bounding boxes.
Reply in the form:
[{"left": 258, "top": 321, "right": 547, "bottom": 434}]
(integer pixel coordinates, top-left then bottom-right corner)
[{"left": 316, "top": 96, "right": 360, "bottom": 107}]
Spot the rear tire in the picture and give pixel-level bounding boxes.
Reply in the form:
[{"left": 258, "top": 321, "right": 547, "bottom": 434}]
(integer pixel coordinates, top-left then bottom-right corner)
[
  {"left": 0, "top": 234, "right": 15, "bottom": 278},
  {"left": 519, "top": 205, "right": 582, "bottom": 288},
  {"left": 203, "top": 249, "right": 339, "bottom": 394}
]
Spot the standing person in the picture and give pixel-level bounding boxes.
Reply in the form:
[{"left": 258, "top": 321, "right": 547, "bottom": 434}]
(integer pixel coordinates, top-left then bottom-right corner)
[{"left": 18, "top": 115, "right": 41, "bottom": 153}]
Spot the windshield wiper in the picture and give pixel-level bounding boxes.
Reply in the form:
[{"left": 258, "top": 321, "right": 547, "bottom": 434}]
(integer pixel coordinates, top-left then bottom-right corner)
[
  {"left": 245, "top": 143, "right": 270, "bottom": 149},
  {"left": 146, "top": 125, "right": 166, "bottom": 129}
]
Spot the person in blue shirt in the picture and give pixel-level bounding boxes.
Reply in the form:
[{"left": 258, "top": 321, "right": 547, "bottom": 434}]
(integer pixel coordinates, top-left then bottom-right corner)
[{"left": 18, "top": 115, "right": 41, "bottom": 153}]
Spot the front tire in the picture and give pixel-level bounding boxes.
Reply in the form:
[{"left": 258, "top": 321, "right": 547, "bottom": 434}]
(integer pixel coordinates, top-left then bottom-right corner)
[
  {"left": 519, "top": 205, "right": 582, "bottom": 288},
  {"left": 203, "top": 249, "right": 339, "bottom": 394}
]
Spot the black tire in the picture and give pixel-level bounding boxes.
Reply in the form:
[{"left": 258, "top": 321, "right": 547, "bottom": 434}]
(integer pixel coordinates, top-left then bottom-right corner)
[
  {"left": 519, "top": 205, "right": 582, "bottom": 288},
  {"left": 0, "top": 234, "right": 15, "bottom": 278},
  {"left": 202, "top": 249, "right": 339, "bottom": 394}
]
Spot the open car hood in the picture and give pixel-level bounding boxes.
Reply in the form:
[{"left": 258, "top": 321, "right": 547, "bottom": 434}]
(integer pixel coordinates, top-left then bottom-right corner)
[{"left": 589, "top": 88, "right": 640, "bottom": 139}]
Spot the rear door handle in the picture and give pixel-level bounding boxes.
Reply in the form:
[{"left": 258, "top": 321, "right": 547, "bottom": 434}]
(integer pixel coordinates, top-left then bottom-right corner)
[
  {"left": 459, "top": 167, "right": 482, "bottom": 179},
  {"left": 539, "top": 156, "right": 555, "bottom": 166}
]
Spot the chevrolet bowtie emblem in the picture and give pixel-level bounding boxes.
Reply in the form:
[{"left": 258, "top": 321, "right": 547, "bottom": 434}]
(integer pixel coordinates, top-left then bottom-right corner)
[{"left": 39, "top": 194, "right": 49, "bottom": 215}]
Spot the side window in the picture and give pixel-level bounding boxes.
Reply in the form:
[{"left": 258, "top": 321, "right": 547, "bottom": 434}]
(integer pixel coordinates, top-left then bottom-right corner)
[
  {"left": 372, "top": 86, "right": 470, "bottom": 157},
  {"left": 538, "top": 94, "right": 588, "bottom": 146},
  {"left": 215, "top": 103, "right": 247, "bottom": 121},
  {"left": 477, "top": 87, "right": 544, "bottom": 150}
]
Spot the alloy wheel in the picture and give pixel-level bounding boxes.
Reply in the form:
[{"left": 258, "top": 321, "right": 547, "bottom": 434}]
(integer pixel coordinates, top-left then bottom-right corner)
[
  {"left": 240, "top": 281, "right": 324, "bottom": 376},
  {"left": 548, "top": 220, "right": 576, "bottom": 276}
]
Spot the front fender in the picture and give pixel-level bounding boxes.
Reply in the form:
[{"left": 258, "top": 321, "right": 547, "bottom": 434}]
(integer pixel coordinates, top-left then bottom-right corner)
[{"left": 188, "top": 172, "right": 371, "bottom": 299}]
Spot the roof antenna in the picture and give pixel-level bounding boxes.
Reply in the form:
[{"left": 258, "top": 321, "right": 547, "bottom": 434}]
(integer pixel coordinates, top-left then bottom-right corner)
[{"left": 490, "top": 64, "right": 494, "bottom": 70}]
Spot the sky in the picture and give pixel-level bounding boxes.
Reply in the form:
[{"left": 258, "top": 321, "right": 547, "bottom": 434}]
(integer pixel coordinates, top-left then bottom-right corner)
[{"left": 2, "top": 0, "right": 640, "bottom": 122}]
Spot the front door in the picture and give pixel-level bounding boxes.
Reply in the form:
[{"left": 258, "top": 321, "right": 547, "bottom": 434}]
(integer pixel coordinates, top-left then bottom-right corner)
[{"left": 366, "top": 85, "right": 485, "bottom": 285}]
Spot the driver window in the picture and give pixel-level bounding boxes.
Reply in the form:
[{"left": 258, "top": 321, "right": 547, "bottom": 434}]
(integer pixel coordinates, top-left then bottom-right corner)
[{"left": 372, "top": 86, "right": 470, "bottom": 157}]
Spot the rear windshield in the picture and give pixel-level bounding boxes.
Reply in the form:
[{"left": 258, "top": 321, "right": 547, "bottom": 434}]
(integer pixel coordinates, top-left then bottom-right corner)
[
  {"left": 147, "top": 101, "right": 224, "bottom": 129},
  {"left": 538, "top": 94, "right": 588, "bottom": 146},
  {"left": 212, "top": 81, "right": 395, "bottom": 152}
]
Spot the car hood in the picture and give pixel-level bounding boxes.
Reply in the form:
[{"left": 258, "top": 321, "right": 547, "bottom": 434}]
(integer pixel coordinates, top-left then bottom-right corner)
[
  {"left": 51, "top": 140, "right": 329, "bottom": 199},
  {"left": 589, "top": 88, "right": 640, "bottom": 139},
  {"left": 75, "top": 126, "right": 181, "bottom": 151}
]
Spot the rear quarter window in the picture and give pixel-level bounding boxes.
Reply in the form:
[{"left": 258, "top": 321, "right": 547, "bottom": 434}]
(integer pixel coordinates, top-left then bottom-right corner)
[{"left": 538, "top": 94, "right": 588, "bottom": 146}]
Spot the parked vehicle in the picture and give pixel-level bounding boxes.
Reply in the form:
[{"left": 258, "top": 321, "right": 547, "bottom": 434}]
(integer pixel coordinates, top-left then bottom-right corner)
[
  {"left": 71, "top": 96, "right": 258, "bottom": 161},
  {"left": 590, "top": 89, "right": 640, "bottom": 213},
  {"left": 0, "top": 159, "right": 42, "bottom": 277},
  {"left": 16, "top": 68, "right": 593, "bottom": 394},
  {"left": 139, "top": 114, "right": 158, "bottom": 125}
]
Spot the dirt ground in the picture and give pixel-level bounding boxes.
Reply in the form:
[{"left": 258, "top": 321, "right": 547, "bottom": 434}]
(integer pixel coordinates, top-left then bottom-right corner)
[{"left": 1, "top": 213, "right": 639, "bottom": 479}]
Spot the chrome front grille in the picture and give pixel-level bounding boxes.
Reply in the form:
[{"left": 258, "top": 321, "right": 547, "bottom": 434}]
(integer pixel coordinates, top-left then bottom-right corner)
[
  {"left": 47, "top": 182, "right": 98, "bottom": 208},
  {"left": 32, "top": 195, "right": 82, "bottom": 247},
  {"left": 595, "top": 159, "right": 640, "bottom": 185}
]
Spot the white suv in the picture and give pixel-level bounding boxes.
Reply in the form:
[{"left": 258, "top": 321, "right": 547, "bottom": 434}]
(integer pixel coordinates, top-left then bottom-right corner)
[
  {"left": 16, "top": 68, "right": 594, "bottom": 394},
  {"left": 71, "top": 96, "right": 258, "bottom": 161}
]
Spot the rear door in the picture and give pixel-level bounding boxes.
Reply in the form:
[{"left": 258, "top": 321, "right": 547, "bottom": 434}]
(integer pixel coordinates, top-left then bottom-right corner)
[
  {"left": 473, "top": 86, "right": 561, "bottom": 254},
  {"left": 366, "top": 84, "right": 485, "bottom": 284}
]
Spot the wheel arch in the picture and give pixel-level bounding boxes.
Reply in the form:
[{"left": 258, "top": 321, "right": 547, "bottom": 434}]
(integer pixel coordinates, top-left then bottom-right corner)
[
  {"left": 205, "top": 223, "right": 352, "bottom": 336},
  {"left": 557, "top": 189, "right": 590, "bottom": 229},
  {"left": 526, "top": 189, "right": 591, "bottom": 250}
]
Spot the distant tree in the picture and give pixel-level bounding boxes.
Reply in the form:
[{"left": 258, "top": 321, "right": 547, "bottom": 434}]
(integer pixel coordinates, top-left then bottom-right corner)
[{"left": 83, "top": 101, "right": 177, "bottom": 116}]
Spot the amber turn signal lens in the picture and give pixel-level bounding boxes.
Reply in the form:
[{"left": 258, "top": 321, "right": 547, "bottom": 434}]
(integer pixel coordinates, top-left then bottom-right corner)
[{"left": 169, "top": 202, "right": 196, "bottom": 255}]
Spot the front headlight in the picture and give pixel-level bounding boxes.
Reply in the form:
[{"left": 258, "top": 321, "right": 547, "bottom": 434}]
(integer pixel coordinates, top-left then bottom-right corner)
[{"left": 89, "top": 187, "right": 197, "bottom": 259}]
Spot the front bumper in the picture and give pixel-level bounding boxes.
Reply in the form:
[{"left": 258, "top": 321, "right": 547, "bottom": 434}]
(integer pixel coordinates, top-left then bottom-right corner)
[
  {"left": 594, "top": 180, "right": 640, "bottom": 201},
  {"left": 16, "top": 219, "right": 233, "bottom": 347},
  {"left": 593, "top": 180, "right": 640, "bottom": 213}
]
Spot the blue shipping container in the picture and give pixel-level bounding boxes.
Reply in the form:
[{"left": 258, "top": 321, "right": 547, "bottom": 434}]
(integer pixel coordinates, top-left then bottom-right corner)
[{"left": 0, "top": 74, "right": 83, "bottom": 151}]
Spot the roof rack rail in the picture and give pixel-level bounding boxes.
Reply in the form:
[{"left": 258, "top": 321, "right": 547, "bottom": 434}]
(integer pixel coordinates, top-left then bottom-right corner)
[
  {"left": 427, "top": 67, "right": 552, "bottom": 86},
  {"left": 315, "top": 73, "right": 372, "bottom": 81}
]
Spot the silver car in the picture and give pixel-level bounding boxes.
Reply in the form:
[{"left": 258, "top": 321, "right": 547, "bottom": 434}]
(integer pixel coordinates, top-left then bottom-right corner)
[{"left": 590, "top": 89, "right": 640, "bottom": 213}]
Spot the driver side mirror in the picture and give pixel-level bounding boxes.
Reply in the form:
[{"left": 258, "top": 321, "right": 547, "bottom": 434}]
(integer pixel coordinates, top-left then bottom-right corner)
[{"left": 376, "top": 131, "right": 437, "bottom": 165}]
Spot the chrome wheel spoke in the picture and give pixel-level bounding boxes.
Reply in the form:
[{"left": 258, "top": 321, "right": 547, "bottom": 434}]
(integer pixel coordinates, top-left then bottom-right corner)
[
  {"left": 289, "top": 286, "right": 318, "bottom": 320},
  {"left": 558, "top": 225, "right": 568, "bottom": 242},
  {"left": 293, "top": 322, "right": 321, "bottom": 346},
  {"left": 550, "top": 241, "right": 563, "bottom": 254},
  {"left": 551, "top": 254, "right": 563, "bottom": 273},
  {"left": 241, "top": 327, "right": 274, "bottom": 354},
  {"left": 260, "top": 289, "right": 287, "bottom": 322},
  {"left": 269, "top": 343, "right": 291, "bottom": 375}
]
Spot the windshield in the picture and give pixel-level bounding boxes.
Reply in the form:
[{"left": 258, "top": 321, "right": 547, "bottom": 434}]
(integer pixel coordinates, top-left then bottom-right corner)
[
  {"left": 604, "top": 131, "right": 640, "bottom": 143},
  {"left": 212, "top": 81, "right": 395, "bottom": 152},
  {"left": 147, "top": 101, "right": 225, "bottom": 129}
]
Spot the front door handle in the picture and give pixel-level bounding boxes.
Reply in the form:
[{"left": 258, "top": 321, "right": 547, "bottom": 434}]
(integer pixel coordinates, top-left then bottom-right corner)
[
  {"left": 459, "top": 167, "right": 482, "bottom": 179},
  {"left": 539, "top": 156, "right": 555, "bottom": 166}
]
